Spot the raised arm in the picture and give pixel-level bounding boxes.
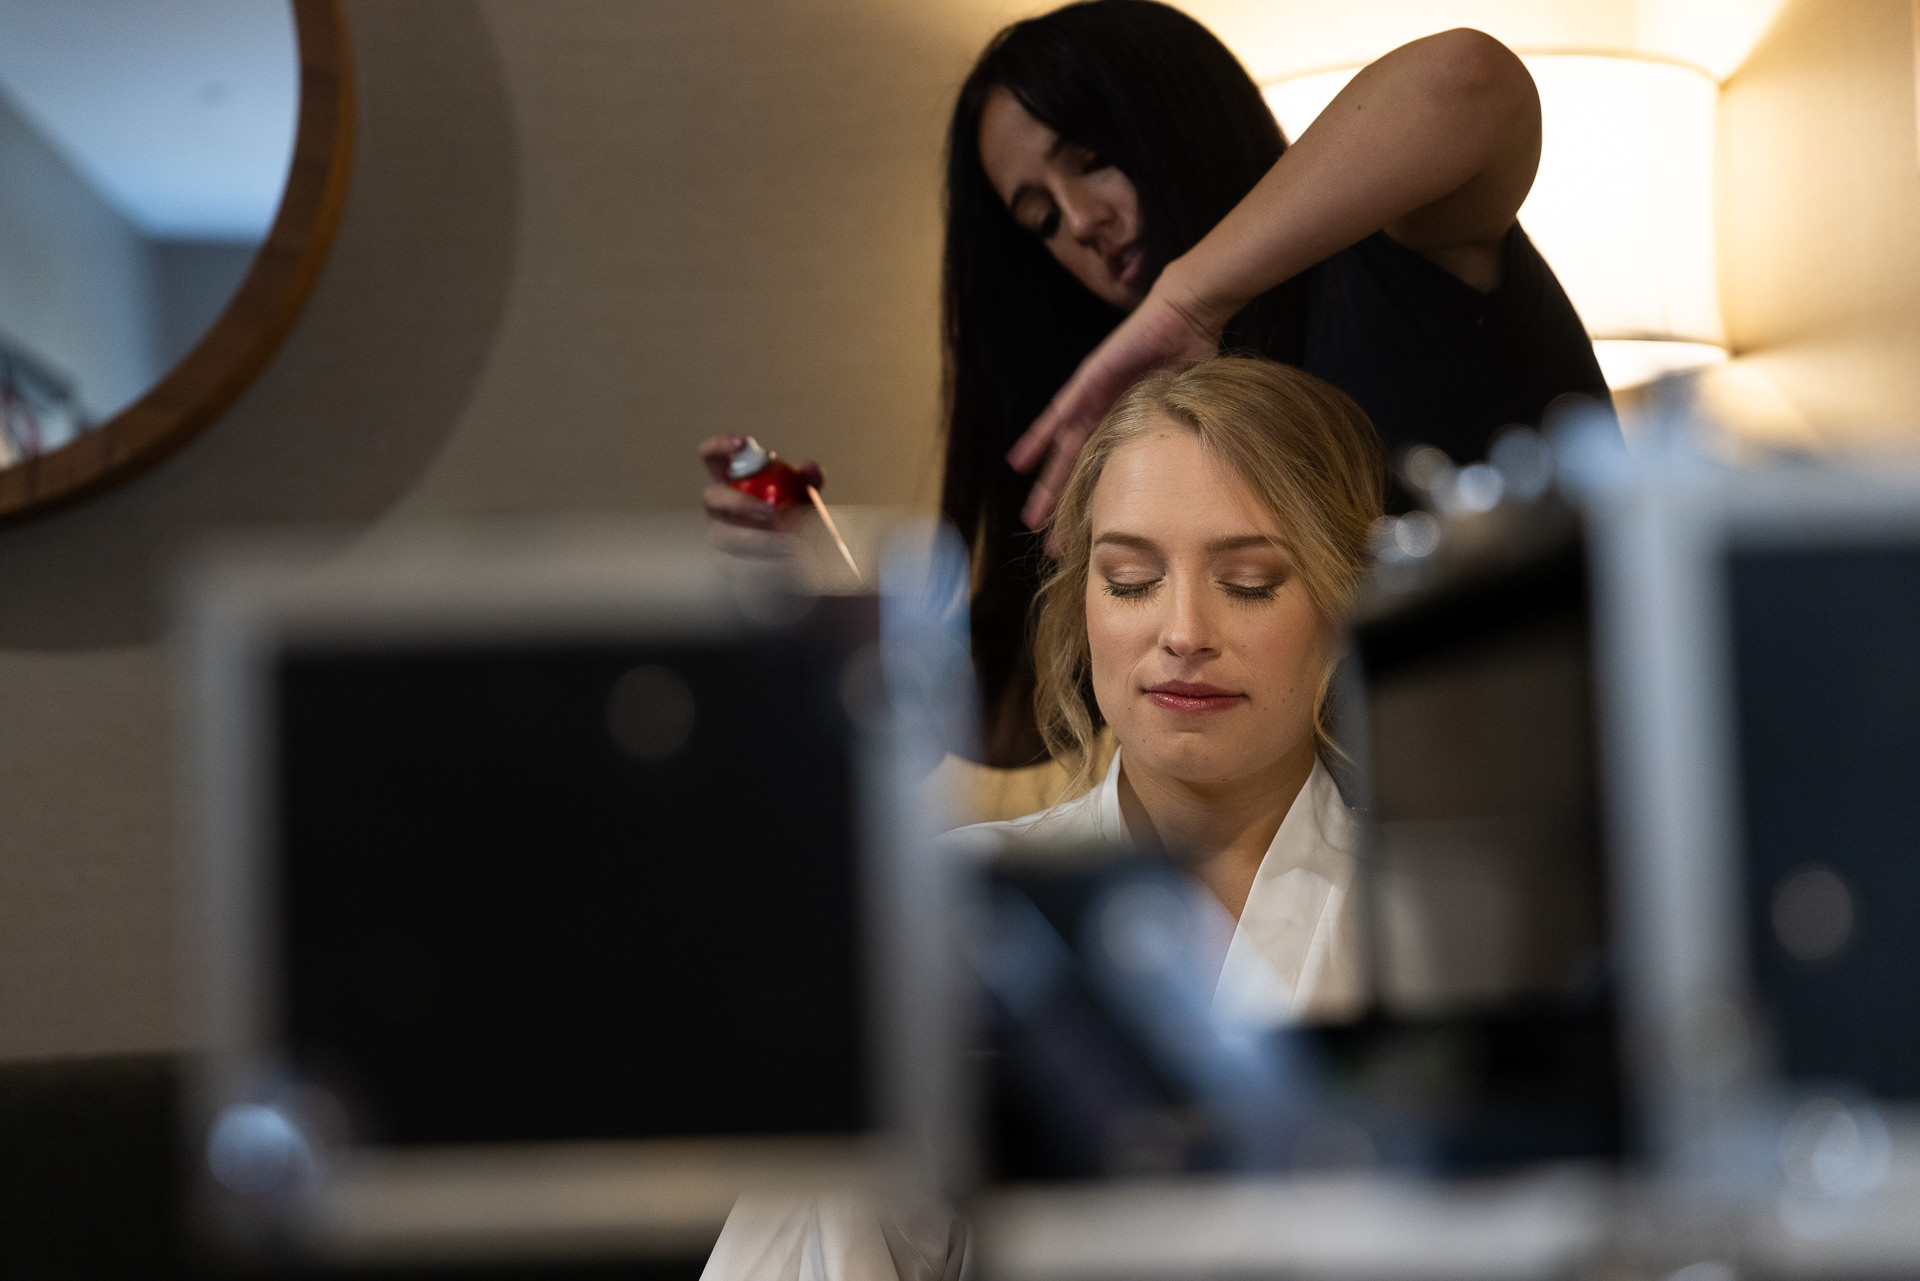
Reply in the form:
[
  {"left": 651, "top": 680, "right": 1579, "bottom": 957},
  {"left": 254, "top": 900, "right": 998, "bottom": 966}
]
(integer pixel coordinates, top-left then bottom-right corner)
[
  {"left": 1011, "top": 29, "right": 1542, "bottom": 529},
  {"left": 1168, "top": 27, "right": 1539, "bottom": 323}
]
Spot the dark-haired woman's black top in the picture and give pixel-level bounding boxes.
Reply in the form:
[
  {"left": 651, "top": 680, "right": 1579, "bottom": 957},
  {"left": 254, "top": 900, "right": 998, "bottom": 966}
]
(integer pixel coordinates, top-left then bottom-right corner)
[{"left": 1226, "top": 222, "right": 1612, "bottom": 486}]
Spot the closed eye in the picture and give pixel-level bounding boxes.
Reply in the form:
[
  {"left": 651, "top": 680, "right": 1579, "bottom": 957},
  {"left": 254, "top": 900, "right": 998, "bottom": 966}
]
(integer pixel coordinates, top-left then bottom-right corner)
[
  {"left": 1011, "top": 194, "right": 1060, "bottom": 242},
  {"left": 1221, "top": 580, "right": 1280, "bottom": 602},
  {"left": 1103, "top": 578, "right": 1157, "bottom": 599}
]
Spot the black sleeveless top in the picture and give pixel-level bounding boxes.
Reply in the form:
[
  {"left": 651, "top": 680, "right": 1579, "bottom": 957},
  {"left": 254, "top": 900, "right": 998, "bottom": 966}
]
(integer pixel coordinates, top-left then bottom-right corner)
[{"left": 1225, "top": 222, "right": 1613, "bottom": 479}]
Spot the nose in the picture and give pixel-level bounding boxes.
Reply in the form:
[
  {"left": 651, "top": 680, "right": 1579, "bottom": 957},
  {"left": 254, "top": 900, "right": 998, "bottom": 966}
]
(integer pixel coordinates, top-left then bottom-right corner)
[
  {"left": 1055, "top": 178, "right": 1111, "bottom": 245},
  {"left": 1159, "top": 575, "right": 1219, "bottom": 662}
]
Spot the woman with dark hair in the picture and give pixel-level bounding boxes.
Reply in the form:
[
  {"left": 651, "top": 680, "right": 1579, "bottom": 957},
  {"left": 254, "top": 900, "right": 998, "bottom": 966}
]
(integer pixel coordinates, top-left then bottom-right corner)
[{"left": 703, "top": 1, "right": 1609, "bottom": 768}]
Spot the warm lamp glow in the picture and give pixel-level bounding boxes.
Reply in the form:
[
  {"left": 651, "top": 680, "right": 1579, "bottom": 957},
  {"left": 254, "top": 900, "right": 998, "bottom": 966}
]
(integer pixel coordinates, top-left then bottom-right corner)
[
  {"left": 1592, "top": 339, "right": 1727, "bottom": 391},
  {"left": 1264, "top": 54, "right": 1725, "bottom": 390}
]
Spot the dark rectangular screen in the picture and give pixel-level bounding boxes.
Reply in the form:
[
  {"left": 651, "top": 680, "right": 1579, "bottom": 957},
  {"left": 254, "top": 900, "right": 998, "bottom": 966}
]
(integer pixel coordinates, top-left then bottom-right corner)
[
  {"left": 272, "top": 619, "right": 870, "bottom": 1146},
  {"left": 1729, "top": 544, "right": 1920, "bottom": 1096}
]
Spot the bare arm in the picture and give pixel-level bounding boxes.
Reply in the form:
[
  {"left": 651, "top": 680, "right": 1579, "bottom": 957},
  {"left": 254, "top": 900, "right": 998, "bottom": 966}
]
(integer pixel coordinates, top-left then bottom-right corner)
[
  {"left": 1010, "top": 29, "right": 1542, "bottom": 529},
  {"left": 1166, "top": 27, "right": 1541, "bottom": 329}
]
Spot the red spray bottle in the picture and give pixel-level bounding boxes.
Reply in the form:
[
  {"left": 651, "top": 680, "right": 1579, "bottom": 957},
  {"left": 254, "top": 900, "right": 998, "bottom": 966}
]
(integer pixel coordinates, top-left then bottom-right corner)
[{"left": 725, "top": 437, "right": 809, "bottom": 508}]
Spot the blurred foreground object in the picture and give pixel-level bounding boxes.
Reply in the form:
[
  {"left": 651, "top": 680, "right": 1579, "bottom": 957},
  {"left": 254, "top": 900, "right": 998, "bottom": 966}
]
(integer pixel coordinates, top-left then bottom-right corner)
[
  {"left": 177, "top": 515, "right": 973, "bottom": 1269},
  {"left": 1584, "top": 444, "right": 1920, "bottom": 1276},
  {"left": 971, "top": 422, "right": 1920, "bottom": 1279}
]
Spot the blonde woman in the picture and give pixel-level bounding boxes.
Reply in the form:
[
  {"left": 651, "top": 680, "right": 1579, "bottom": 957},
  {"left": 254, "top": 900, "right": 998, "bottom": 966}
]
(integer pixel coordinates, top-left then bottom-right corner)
[
  {"left": 702, "top": 357, "right": 1382, "bottom": 1281},
  {"left": 951, "top": 355, "right": 1384, "bottom": 1022}
]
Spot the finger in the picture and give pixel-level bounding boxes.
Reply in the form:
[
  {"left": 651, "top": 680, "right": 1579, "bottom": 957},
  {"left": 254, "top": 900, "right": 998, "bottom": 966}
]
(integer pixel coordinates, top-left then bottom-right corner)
[
  {"left": 1020, "top": 476, "right": 1059, "bottom": 533},
  {"left": 704, "top": 483, "right": 776, "bottom": 528},
  {"left": 698, "top": 434, "right": 748, "bottom": 481},
  {"left": 1007, "top": 405, "right": 1061, "bottom": 472},
  {"left": 707, "top": 521, "right": 797, "bottom": 559},
  {"left": 796, "top": 460, "right": 823, "bottom": 490},
  {"left": 770, "top": 502, "right": 814, "bottom": 536},
  {"left": 1021, "top": 436, "right": 1083, "bottom": 530},
  {"left": 1019, "top": 423, "right": 1090, "bottom": 528}
]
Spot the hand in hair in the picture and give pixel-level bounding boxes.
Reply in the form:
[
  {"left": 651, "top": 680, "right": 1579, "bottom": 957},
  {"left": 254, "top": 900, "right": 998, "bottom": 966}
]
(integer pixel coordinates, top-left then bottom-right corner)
[
  {"left": 697, "top": 434, "right": 824, "bottom": 557},
  {"left": 1006, "top": 286, "right": 1217, "bottom": 531}
]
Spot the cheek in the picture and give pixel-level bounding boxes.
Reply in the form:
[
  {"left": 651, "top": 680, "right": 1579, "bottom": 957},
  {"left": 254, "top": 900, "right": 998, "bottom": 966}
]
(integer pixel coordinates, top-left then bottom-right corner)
[
  {"left": 1091, "top": 168, "right": 1141, "bottom": 227},
  {"left": 1242, "top": 600, "right": 1330, "bottom": 698},
  {"left": 1084, "top": 596, "right": 1149, "bottom": 697}
]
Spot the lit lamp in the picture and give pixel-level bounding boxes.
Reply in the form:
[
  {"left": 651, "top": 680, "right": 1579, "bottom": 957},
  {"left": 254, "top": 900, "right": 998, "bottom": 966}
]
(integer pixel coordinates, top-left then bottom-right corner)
[{"left": 1265, "top": 54, "right": 1725, "bottom": 391}]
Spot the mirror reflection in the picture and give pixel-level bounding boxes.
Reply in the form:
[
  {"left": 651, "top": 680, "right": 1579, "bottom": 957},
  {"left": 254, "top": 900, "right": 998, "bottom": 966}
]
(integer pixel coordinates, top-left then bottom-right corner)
[{"left": 0, "top": 0, "right": 296, "bottom": 466}]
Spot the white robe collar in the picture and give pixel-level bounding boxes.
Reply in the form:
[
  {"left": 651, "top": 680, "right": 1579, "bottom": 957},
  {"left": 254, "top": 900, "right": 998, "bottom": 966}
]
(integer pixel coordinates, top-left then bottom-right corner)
[{"left": 1088, "top": 749, "right": 1359, "bottom": 1021}]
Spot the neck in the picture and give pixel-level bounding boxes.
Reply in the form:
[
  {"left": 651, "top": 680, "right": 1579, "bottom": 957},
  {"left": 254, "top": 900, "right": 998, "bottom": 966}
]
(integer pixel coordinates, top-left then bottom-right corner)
[{"left": 1115, "top": 740, "right": 1317, "bottom": 921}]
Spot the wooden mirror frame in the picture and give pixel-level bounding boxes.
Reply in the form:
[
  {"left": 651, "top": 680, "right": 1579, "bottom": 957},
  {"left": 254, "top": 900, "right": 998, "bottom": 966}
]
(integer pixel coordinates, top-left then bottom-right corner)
[{"left": 0, "top": 0, "right": 353, "bottom": 522}]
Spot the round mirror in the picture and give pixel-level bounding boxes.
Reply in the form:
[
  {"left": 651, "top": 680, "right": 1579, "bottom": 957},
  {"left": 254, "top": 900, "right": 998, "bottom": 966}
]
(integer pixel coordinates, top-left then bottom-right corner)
[{"left": 0, "top": 0, "right": 350, "bottom": 520}]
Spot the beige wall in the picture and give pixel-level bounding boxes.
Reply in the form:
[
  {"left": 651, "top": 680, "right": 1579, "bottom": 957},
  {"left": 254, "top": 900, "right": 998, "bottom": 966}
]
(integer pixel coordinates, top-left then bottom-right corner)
[
  {"left": 0, "top": 0, "right": 1028, "bottom": 1061},
  {"left": 1718, "top": 0, "right": 1920, "bottom": 445}
]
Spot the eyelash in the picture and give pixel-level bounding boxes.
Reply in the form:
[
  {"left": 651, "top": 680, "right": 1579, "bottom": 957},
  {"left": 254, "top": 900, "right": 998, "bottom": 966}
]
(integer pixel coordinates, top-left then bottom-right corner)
[{"left": 1100, "top": 579, "right": 1281, "bottom": 602}]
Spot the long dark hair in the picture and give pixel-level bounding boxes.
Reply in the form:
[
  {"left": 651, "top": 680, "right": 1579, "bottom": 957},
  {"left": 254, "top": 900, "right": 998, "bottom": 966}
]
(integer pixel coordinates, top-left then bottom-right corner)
[{"left": 941, "top": 0, "right": 1285, "bottom": 763}]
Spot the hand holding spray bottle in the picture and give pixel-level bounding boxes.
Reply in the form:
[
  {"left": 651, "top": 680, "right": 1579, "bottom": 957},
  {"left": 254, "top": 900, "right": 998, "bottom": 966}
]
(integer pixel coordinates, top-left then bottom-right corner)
[{"left": 725, "top": 437, "right": 860, "bottom": 579}]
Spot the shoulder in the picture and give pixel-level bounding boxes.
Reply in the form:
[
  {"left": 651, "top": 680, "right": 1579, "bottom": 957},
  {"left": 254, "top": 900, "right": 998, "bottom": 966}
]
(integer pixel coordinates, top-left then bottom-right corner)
[{"left": 939, "top": 786, "right": 1108, "bottom": 862}]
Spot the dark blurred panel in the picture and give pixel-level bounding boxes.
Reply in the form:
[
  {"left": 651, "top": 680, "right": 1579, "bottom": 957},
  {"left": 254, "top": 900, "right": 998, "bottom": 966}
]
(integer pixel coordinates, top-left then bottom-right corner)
[
  {"left": 0, "top": 1054, "right": 710, "bottom": 1279},
  {"left": 981, "top": 855, "right": 1621, "bottom": 1182},
  {"left": 1729, "top": 546, "right": 1920, "bottom": 1097},
  {"left": 981, "top": 858, "right": 1225, "bottom": 1181},
  {"left": 1358, "top": 524, "right": 1608, "bottom": 1018},
  {"left": 274, "top": 615, "right": 870, "bottom": 1146},
  {"left": 1348, "top": 507, "right": 1621, "bottom": 1166},
  {"left": 274, "top": 1260, "right": 708, "bottom": 1280},
  {"left": 0, "top": 1055, "right": 189, "bottom": 1280}
]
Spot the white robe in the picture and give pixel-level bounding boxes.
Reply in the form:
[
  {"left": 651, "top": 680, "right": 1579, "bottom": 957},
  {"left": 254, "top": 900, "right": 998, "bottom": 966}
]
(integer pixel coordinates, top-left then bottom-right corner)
[
  {"left": 947, "top": 750, "right": 1364, "bottom": 1023},
  {"left": 701, "top": 1194, "right": 965, "bottom": 1281}
]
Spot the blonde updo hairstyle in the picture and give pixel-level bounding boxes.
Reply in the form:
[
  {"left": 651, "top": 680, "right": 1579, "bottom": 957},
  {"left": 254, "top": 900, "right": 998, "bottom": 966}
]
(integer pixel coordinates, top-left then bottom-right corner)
[{"left": 1032, "top": 356, "right": 1386, "bottom": 788}]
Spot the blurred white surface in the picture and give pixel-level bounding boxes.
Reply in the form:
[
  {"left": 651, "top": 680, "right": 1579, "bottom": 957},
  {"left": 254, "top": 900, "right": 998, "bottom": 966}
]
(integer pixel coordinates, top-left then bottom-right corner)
[{"left": 978, "top": 1169, "right": 1610, "bottom": 1281}]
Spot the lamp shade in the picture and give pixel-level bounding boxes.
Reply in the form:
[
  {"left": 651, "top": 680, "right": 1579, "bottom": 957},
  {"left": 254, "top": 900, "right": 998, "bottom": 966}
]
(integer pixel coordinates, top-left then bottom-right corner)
[{"left": 1265, "top": 54, "right": 1725, "bottom": 390}]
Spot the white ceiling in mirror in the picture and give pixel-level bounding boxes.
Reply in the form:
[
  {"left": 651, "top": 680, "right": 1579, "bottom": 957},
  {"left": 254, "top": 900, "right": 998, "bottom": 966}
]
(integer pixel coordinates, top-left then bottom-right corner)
[{"left": 0, "top": 0, "right": 296, "bottom": 240}]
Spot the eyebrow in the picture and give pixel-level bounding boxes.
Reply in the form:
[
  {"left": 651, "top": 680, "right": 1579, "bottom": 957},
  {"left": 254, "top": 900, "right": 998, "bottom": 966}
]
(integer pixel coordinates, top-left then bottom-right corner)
[{"left": 1092, "top": 532, "right": 1290, "bottom": 554}]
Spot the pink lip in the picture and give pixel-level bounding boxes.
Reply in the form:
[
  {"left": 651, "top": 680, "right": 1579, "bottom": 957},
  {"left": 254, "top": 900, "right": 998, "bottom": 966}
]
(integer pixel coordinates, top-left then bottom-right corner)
[
  {"left": 1144, "top": 680, "right": 1245, "bottom": 715},
  {"left": 1109, "top": 242, "right": 1142, "bottom": 285}
]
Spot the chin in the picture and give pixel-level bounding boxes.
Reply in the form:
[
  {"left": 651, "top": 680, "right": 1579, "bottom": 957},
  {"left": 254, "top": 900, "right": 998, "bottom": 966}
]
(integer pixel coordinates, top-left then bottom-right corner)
[{"left": 1126, "top": 730, "right": 1258, "bottom": 787}]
